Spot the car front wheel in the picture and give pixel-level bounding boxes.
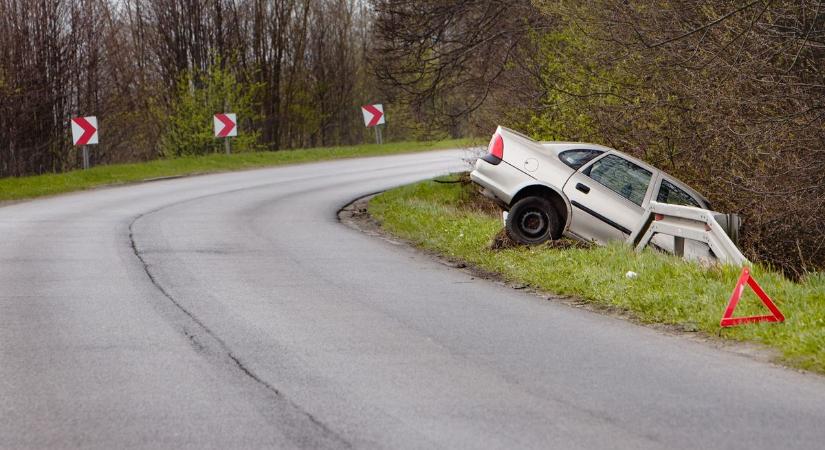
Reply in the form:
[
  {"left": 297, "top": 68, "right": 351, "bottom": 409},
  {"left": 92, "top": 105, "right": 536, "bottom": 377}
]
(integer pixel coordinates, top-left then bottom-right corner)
[{"left": 505, "top": 196, "right": 560, "bottom": 245}]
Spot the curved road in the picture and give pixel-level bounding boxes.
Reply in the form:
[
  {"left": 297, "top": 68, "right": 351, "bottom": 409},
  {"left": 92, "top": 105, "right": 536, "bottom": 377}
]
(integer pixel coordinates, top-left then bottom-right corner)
[{"left": 1, "top": 150, "right": 824, "bottom": 449}]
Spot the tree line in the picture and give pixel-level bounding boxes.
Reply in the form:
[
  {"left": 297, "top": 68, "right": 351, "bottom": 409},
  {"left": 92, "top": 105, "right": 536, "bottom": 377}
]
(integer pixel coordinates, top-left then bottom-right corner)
[
  {"left": 0, "top": 0, "right": 404, "bottom": 177},
  {"left": 372, "top": 0, "right": 825, "bottom": 276}
]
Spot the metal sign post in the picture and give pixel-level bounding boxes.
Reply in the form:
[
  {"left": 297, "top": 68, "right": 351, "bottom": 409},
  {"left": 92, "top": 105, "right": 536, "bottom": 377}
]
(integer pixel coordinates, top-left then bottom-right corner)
[
  {"left": 82, "top": 146, "right": 90, "bottom": 170},
  {"left": 374, "top": 125, "right": 383, "bottom": 145}
]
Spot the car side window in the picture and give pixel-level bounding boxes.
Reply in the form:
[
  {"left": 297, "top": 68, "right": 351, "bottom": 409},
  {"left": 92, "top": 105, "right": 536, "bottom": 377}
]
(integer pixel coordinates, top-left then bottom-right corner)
[
  {"left": 558, "top": 149, "right": 603, "bottom": 170},
  {"left": 657, "top": 179, "right": 700, "bottom": 208},
  {"left": 584, "top": 155, "right": 652, "bottom": 206}
]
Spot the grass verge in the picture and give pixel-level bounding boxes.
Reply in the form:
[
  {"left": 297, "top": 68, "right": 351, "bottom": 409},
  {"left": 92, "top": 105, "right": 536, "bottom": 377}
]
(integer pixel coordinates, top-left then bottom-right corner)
[
  {"left": 368, "top": 174, "right": 825, "bottom": 374},
  {"left": 0, "top": 139, "right": 470, "bottom": 202}
]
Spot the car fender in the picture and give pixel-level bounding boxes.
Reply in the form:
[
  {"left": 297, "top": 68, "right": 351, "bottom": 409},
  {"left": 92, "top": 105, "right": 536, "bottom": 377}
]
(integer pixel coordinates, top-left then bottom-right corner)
[{"left": 509, "top": 180, "right": 573, "bottom": 232}]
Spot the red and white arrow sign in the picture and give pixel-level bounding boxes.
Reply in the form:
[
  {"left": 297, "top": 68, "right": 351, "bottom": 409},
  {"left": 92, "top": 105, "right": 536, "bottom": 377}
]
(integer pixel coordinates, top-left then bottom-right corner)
[
  {"left": 214, "top": 113, "right": 237, "bottom": 137},
  {"left": 71, "top": 116, "right": 99, "bottom": 146},
  {"left": 361, "top": 104, "right": 385, "bottom": 127}
]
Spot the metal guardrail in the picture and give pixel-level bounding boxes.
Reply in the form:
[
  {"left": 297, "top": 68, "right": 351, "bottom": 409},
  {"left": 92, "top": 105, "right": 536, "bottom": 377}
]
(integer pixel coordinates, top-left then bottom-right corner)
[{"left": 628, "top": 201, "right": 749, "bottom": 266}]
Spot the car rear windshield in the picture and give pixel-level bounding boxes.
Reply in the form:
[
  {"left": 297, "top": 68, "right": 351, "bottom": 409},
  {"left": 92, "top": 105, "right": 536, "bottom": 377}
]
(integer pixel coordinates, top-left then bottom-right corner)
[{"left": 559, "top": 149, "right": 604, "bottom": 170}]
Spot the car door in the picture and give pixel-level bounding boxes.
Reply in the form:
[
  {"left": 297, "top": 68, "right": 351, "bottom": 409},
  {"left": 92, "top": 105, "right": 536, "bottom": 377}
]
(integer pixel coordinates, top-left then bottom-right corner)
[{"left": 562, "top": 154, "right": 653, "bottom": 244}]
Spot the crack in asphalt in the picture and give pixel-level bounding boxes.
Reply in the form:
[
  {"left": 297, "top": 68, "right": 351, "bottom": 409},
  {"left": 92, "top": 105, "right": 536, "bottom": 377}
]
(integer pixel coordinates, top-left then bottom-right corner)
[
  {"left": 119, "top": 161, "right": 459, "bottom": 448},
  {"left": 128, "top": 209, "right": 351, "bottom": 449}
]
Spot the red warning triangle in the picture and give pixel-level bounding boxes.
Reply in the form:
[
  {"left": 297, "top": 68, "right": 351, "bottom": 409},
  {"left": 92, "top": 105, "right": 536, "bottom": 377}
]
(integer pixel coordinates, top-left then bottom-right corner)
[{"left": 720, "top": 267, "right": 785, "bottom": 327}]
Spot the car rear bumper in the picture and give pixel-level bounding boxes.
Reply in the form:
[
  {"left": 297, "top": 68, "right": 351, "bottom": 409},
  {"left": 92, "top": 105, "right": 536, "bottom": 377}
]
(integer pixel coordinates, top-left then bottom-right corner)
[{"left": 470, "top": 158, "right": 532, "bottom": 208}]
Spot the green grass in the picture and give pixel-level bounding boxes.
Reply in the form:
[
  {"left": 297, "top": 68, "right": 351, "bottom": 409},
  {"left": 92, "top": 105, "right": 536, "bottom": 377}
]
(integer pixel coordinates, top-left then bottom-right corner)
[
  {"left": 369, "top": 174, "right": 825, "bottom": 374},
  {"left": 0, "top": 139, "right": 471, "bottom": 202}
]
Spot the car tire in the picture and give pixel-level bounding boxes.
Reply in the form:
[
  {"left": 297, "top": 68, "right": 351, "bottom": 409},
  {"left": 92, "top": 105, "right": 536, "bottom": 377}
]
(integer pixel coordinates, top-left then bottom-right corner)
[{"left": 505, "top": 196, "right": 560, "bottom": 245}]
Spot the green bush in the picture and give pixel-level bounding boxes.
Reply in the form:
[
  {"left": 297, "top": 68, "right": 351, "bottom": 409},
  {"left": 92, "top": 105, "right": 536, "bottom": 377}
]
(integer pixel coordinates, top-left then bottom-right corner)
[{"left": 160, "top": 64, "right": 262, "bottom": 157}]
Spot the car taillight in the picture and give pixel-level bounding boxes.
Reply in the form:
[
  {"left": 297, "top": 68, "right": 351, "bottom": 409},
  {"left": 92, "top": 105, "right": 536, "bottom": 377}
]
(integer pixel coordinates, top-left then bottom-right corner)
[{"left": 482, "top": 133, "right": 504, "bottom": 165}]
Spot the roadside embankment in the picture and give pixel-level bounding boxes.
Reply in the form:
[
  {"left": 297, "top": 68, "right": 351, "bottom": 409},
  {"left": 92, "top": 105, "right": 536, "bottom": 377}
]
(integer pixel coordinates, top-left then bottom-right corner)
[{"left": 367, "top": 173, "right": 825, "bottom": 375}]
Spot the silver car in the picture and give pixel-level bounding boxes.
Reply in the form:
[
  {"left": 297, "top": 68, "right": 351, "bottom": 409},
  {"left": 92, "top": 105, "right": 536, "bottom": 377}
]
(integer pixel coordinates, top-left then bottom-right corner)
[{"left": 470, "top": 126, "right": 712, "bottom": 245}]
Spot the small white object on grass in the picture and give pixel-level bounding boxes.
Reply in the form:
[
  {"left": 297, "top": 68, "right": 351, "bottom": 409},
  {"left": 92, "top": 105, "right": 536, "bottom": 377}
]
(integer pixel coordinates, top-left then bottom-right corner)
[{"left": 625, "top": 271, "right": 638, "bottom": 279}]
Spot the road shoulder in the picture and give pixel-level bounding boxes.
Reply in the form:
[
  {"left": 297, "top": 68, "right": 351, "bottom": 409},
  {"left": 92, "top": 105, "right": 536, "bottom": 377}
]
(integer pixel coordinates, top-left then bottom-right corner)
[{"left": 339, "top": 194, "right": 800, "bottom": 375}]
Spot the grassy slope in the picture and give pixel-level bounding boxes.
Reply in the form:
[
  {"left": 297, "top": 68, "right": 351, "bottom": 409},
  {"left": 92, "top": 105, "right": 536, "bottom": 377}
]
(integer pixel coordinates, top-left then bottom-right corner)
[
  {"left": 369, "top": 175, "right": 825, "bottom": 374},
  {"left": 0, "top": 139, "right": 469, "bottom": 202}
]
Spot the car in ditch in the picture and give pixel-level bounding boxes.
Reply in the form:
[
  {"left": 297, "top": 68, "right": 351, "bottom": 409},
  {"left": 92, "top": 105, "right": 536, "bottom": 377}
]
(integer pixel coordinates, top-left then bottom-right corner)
[{"left": 470, "top": 126, "right": 719, "bottom": 248}]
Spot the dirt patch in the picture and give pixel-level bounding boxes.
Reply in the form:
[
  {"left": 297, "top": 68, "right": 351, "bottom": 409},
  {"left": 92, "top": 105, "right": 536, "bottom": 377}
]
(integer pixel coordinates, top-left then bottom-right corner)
[
  {"left": 489, "top": 229, "right": 518, "bottom": 250},
  {"left": 337, "top": 195, "right": 385, "bottom": 238},
  {"left": 489, "top": 228, "right": 594, "bottom": 251}
]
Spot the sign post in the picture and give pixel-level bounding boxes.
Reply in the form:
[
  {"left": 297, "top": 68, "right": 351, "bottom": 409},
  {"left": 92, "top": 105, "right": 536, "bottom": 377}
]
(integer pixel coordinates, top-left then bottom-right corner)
[
  {"left": 71, "top": 116, "right": 99, "bottom": 170},
  {"left": 361, "top": 104, "right": 386, "bottom": 144},
  {"left": 214, "top": 113, "right": 237, "bottom": 154}
]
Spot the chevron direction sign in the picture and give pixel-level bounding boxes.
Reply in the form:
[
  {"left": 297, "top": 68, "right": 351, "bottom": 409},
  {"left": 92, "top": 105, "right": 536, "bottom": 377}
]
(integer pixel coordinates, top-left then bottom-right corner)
[
  {"left": 71, "top": 117, "right": 99, "bottom": 146},
  {"left": 361, "top": 104, "right": 385, "bottom": 127},
  {"left": 214, "top": 113, "right": 237, "bottom": 137}
]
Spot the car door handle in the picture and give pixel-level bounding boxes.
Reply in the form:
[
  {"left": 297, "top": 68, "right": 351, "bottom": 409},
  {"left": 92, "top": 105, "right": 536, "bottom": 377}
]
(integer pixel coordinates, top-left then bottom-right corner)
[{"left": 576, "top": 183, "right": 590, "bottom": 194}]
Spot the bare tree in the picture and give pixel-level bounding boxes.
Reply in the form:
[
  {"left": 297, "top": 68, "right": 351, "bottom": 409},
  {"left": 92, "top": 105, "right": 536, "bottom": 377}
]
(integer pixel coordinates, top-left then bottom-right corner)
[
  {"left": 370, "top": 0, "right": 549, "bottom": 136},
  {"left": 1, "top": 0, "right": 380, "bottom": 175}
]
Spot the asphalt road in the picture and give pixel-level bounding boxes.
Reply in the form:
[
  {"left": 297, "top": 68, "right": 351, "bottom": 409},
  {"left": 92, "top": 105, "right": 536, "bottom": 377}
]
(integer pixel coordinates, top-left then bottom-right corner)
[{"left": 2, "top": 150, "right": 825, "bottom": 449}]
